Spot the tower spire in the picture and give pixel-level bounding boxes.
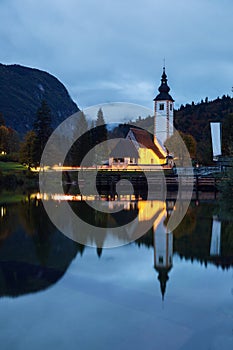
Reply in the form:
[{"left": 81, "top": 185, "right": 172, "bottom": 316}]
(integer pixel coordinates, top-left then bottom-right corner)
[{"left": 153, "top": 66, "right": 174, "bottom": 145}]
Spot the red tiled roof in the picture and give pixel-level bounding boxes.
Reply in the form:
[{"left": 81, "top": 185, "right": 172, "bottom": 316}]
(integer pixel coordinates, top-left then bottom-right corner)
[{"left": 129, "top": 128, "right": 166, "bottom": 159}]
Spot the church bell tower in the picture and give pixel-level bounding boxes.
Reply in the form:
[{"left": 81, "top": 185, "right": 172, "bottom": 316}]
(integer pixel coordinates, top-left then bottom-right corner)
[{"left": 154, "top": 67, "right": 174, "bottom": 145}]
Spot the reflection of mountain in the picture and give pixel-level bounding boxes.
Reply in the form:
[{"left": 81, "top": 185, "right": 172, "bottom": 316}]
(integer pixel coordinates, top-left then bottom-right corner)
[
  {"left": 0, "top": 260, "right": 67, "bottom": 297},
  {"left": 0, "top": 199, "right": 83, "bottom": 297}
]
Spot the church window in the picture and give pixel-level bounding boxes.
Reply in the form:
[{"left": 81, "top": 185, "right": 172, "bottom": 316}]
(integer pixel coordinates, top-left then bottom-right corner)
[
  {"left": 159, "top": 103, "right": 164, "bottom": 110},
  {"left": 170, "top": 104, "right": 173, "bottom": 111}
]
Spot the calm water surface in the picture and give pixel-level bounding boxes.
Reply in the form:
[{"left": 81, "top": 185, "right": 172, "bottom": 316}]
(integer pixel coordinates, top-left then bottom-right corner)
[{"left": 0, "top": 192, "right": 232, "bottom": 350}]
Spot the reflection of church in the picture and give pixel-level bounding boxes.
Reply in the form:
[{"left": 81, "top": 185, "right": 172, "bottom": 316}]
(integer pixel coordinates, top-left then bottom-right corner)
[
  {"left": 137, "top": 198, "right": 174, "bottom": 300},
  {"left": 106, "top": 196, "right": 174, "bottom": 300},
  {"left": 153, "top": 227, "right": 173, "bottom": 300},
  {"left": 130, "top": 197, "right": 174, "bottom": 300}
]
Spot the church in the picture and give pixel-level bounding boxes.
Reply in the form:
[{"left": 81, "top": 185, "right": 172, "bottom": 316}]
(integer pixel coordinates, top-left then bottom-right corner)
[{"left": 109, "top": 67, "right": 174, "bottom": 168}]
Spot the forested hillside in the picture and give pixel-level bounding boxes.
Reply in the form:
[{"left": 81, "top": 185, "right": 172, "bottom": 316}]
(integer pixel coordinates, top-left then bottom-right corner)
[
  {"left": 132, "top": 95, "right": 233, "bottom": 164},
  {"left": 175, "top": 95, "right": 233, "bottom": 163}
]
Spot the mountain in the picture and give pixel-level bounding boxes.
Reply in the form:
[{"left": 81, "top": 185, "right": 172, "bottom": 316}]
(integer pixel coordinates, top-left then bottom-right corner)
[{"left": 0, "top": 64, "right": 79, "bottom": 135}]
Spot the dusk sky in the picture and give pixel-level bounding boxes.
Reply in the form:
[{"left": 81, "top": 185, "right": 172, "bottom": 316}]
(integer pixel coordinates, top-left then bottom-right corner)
[{"left": 1, "top": 0, "right": 233, "bottom": 111}]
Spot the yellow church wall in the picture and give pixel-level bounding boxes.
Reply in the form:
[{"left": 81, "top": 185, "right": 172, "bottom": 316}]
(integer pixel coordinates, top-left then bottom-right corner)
[{"left": 137, "top": 148, "right": 164, "bottom": 165}]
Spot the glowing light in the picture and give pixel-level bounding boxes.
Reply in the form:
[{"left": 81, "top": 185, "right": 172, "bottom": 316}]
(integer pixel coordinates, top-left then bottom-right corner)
[{"left": 1, "top": 206, "right": 6, "bottom": 218}]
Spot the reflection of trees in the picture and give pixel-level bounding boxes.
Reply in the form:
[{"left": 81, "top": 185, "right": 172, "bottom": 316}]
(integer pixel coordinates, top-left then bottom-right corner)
[
  {"left": 218, "top": 163, "right": 233, "bottom": 220},
  {"left": 172, "top": 206, "right": 197, "bottom": 238},
  {"left": 0, "top": 205, "right": 19, "bottom": 245},
  {"left": 18, "top": 195, "right": 39, "bottom": 236},
  {"left": 136, "top": 202, "right": 233, "bottom": 269},
  {"left": 135, "top": 227, "right": 153, "bottom": 247},
  {"left": 69, "top": 200, "right": 139, "bottom": 248},
  {"left": 220, "top": 221, "right": 233, "bottom": 266},
  {"left": 172, "top": 203, "right": 232, "bottom": 268}
]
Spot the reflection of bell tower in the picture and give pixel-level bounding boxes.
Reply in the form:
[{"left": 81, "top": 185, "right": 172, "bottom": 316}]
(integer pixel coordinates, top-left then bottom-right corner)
[
  {"left": 153, "top": 225, "right": 173, "bottom": 300},
  {"left": 154, "top": 67, "right": 174, "bottom": 145}
]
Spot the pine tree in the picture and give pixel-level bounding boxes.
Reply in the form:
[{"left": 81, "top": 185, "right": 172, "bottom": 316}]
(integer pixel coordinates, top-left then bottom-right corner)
[
  {"left": 68, "top": 111, "right": 90, "bottom": 166},
  {"left": 19, "top": 131, "right": 37, "bottom": 169},
  {"left": 33, "top": 100, "right": 52, "bottom": 165},
  {"left": 95, "top": 108, "right": 108, "bottom": 143},
  {"left": 94, "top": 108, "right": 108, "bottom": 165}
]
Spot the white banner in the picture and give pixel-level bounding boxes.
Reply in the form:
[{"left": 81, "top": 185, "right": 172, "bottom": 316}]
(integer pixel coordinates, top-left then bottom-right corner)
[{"left": 210, "top": 122, "right": 221, "bottom": 157}]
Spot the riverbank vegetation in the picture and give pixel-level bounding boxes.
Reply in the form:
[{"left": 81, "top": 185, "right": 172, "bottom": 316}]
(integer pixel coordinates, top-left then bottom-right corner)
[
  {"left": 0, "top": 161, "right": 38, "bottom": 190},
  {"left": 218, "top": 163, "right": 233, "bottom": 219}
]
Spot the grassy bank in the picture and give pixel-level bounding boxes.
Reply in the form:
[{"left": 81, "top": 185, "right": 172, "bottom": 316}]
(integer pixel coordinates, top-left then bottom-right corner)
[
  {"left": 0, "top": 161, "right": 27, "bottom": 174},
  {"left": 0, "top": 161, "right": 39, "bottom": 190}
]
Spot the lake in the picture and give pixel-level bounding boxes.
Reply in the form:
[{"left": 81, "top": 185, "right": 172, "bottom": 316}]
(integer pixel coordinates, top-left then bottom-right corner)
[{"left": 0, "top": 190, "right": 232, "bottom": 350}]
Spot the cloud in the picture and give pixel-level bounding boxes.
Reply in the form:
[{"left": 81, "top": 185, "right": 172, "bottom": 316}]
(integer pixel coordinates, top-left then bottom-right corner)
[
  {"left": 0, "top": 0, "right": 233, "bottom": 110},
  {"left": 84, "top": 102, "right": 153, "bottom": 124}
]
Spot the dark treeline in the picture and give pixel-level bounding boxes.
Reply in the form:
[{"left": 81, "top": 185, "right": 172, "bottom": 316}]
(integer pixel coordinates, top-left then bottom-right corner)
[
  {"left": 131, "top": 95, "right": 233, "bottom": 164},
  {"left": 175, "top": 95, "right": 233, "bottom": 163},
  {"left": 19, "top": 100, "right": 53, "bottom": 168},
  {"left": 2, "top": 94, "right": 233, "bottom": 167},
  {"left": 65, "top": 108, "right": 108, "bottom": 166}
]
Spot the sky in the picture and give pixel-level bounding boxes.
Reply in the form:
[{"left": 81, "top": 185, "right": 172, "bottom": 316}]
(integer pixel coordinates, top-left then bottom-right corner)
[{"left": 0, "top": 0, "right": 233, "bottom": 112}]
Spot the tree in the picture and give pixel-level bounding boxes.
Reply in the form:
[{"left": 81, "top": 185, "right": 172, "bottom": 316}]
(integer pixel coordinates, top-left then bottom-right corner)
[
  {"left": 7, "top": 128, "right": 20, "bottom": 153},
  {"left": 165, "top": 131, "right": 194, "bottom": 166},
  {"left": 0, "top": 125, "right": 9, "bottom": 153},
  {"left": 67, "top": 111, "right": 90, "bottom": 166},
  {"left": 19, "top": 131, "right": 37, "bottom": 169},
  {"left": 222, "top": 113, "right": 233, "bottom": 155},
  {"left": 180, "top": 132, "right": 197, "bottom": 159},
  {"left": 219, "top": 162, "right": 233, "bottom": 219},
  {"left": 0, "top": 124, "right": 19, "bottom": 155},
  {"left": 96, "top": 108, "right": 104, "bottom": 126},
  {"left": 95, "top": 108, "right": 108, "bottom": 143},
  {"left": 94, "top": 108, "right": 108, "bottom": 164},
  {"left": 33, "top": 100, "right": 52, "bottom": 165}
]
